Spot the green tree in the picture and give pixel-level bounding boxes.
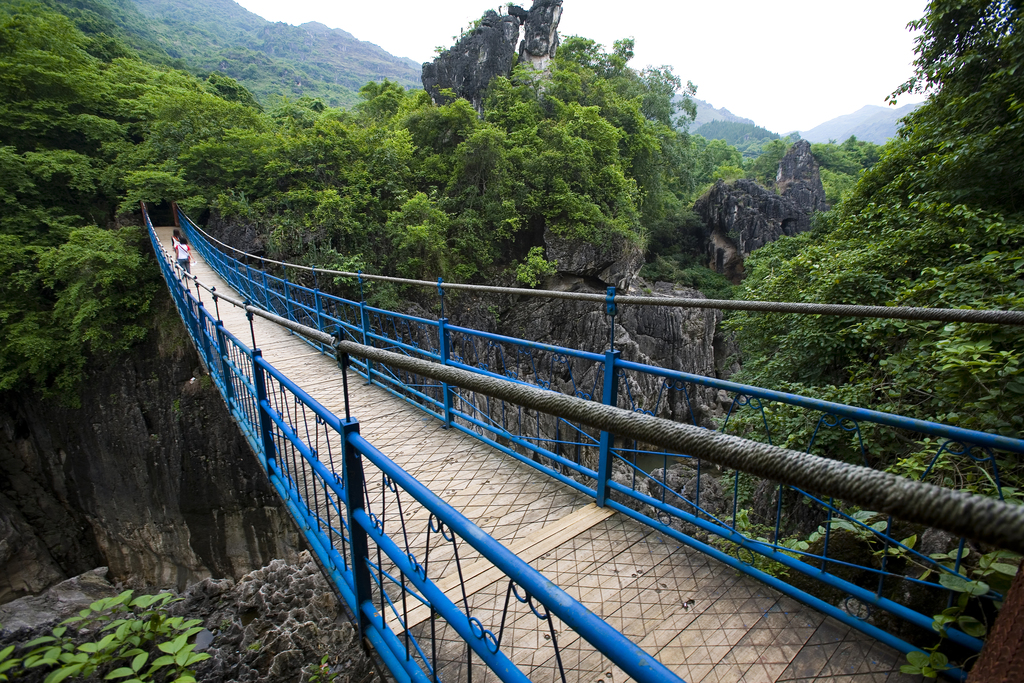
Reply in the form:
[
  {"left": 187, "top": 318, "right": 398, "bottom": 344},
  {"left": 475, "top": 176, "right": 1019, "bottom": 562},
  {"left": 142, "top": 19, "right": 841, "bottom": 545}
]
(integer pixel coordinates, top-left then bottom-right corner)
[
  {"left": 727, "top": 0, "right": 1024, "bottom": 446},
  {"left": 744, "top": 139, "right": 790, "bottom": 188}
]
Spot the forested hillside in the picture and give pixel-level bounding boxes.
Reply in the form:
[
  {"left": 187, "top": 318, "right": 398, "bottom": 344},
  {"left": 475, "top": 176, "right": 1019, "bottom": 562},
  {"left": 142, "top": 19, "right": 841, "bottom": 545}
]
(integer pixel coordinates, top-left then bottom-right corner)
[
  {"left": 47, "top": 0, "right": 421, "bottom": 107},
  {"left": 691, "top": 120, "right": 788, "bottom": 158}
]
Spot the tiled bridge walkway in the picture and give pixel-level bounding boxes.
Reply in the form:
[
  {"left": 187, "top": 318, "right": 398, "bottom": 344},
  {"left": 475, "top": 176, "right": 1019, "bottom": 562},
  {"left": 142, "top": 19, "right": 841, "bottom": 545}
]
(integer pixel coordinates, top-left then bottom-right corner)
[{"left": 159, "top": 227, "right": 921, "bottom": 683}]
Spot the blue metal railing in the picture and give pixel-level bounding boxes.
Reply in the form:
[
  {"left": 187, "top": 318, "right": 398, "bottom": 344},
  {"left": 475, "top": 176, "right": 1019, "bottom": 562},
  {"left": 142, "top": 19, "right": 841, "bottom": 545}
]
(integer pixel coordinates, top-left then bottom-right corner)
[
  {"left": 146, "top": 208, "right": 685, "bottom": 682},
  {"left": 174, "top": 206, "right": 1024, "bottom": 676}
]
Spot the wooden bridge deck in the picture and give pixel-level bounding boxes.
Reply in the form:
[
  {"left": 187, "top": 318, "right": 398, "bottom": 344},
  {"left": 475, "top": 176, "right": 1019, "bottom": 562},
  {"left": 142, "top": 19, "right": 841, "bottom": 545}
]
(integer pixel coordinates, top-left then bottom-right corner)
[{"left": 159, "top": 226, "right": 921, "bottom": 683}]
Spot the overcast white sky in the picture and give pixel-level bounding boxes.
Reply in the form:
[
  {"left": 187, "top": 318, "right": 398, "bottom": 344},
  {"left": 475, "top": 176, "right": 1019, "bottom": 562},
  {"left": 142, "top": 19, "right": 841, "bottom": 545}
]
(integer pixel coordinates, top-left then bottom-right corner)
[{"left": 231, "top": 0, "right": 929, "bottom": 133}]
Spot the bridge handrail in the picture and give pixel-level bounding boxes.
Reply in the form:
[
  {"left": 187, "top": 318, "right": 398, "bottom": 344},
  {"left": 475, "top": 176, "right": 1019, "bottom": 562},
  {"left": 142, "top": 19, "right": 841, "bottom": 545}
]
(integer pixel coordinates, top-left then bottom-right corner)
[
  {"left": 172, "top": 205, "right": 1024, "bottom": 679},
  {"left": 347, "top": 428, "right": 683, "bottom": 683},
  {"left": 180, "top": 208, "right": 1024, "bottom": 326},
  {"left": 177, "top": 206, "right": 1024, "bottom": 459},
  {"left": 145, "top": 206, "right": 687, "bottom": 683}
]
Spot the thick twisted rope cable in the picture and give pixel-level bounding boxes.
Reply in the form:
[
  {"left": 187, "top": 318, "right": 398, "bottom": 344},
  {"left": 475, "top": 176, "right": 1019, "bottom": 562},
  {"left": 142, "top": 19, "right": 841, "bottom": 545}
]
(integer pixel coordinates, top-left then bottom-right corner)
[
  {"left": 182, "top": 216, "right": 1024, "bottom": 326},
  {"left": 177, "top": 269, "right": 1024, "bottom": 554},
  {"left": 332, "top": 339, "right": 1024, "bottom": 555}
]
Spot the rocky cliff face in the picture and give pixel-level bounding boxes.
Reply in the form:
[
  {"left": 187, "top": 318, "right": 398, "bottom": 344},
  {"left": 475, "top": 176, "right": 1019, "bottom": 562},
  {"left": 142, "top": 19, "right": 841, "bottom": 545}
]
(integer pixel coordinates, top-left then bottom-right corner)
[
  {"left": 694, "top": 140, "right": 828, "bottom": 282},
  {"left": 421, "top": 10, "right": 521, "bottom": 112},
  {"left": 449, "top": 226, "right": 727, "bottom": 434},
  {"left": 421, "top": 0, "right": 563, "bottom": 111},
  {"left": 518, "top": 0, "right": 562, "bottom": 70},
  {"left": 776, "top": 139, "right": 829, "bottom": 214},
  {"left": 0, "top": 296, "right": 301, "bottom": 605}
]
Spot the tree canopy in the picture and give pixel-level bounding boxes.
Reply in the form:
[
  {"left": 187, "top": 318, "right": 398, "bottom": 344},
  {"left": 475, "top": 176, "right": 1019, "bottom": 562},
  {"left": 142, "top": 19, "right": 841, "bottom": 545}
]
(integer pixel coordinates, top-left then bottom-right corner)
[
  {"left": 727, "top": 0, "right": 1024, "bottom": 463},
  {"left": 0, "top": 4, "right": 710, "bottom": 396}
]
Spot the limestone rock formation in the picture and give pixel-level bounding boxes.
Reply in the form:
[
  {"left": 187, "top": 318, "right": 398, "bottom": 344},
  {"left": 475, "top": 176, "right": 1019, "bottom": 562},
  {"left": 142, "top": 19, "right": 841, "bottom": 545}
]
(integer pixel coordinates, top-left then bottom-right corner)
[
  {"left": 0, "top": 568, "right": 119, "bottom": 642},
  {"left": 694, "top": 139, "right": 829, "bottom": 282},
  {"left": 776, "top": 139, "right": 829, "bottom": 213},
  {"left": 422, "top": 10, "right": 521, "bottom": 111},
  {"left": 421, "top": 1, "right": 563, "bottom": 111},
  {"left": 167, "top": 553, "right": 370, "bottom": 683},
  {"left": 0, "top": 295, "right": 301, "bottom": 604},
  {"left": 543, "top": 225, "right": 643, "bottom": 291},
  {"left": 519, "top": 0, "right": 563, "bottom": 70},
  {"left": 457, "top": 279, "right": 725, "bottom": 435},
  {"left": 694, "top": 179, "right": 808, "bottom": 282}
]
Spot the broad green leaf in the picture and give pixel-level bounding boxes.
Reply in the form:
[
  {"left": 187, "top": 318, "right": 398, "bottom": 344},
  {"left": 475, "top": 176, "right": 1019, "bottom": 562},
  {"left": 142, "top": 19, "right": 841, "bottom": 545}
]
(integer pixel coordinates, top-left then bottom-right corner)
[
  {"left": 104, "top": 667, "right": 136, "bottom": 679},
  {"left": 957, "top": 616, "right": 987, "bottom": 637},
  {"left": 967, "top": 580, "right": 991, "bottom": 597},
  {"left": 22, "top": 636, "right": 56, "bottom": 649},
  {"left": 44, "top": 663, "right": 84, "bottom": 683},
  {"left": 147, "top": 654, "right": 174, "bottom": 671},
  {"left": 906, "top": 651, "right": 930, "bottom": 668},
  {"left": 938, "top": 573, "right": 972, "bottom": 592}
]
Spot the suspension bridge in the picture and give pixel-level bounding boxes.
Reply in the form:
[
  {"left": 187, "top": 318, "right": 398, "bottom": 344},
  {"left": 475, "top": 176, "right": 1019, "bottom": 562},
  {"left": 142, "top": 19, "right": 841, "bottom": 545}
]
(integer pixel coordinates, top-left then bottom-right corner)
[{"left": 143, "top": 203, "right": 1024, "bottom": 683}]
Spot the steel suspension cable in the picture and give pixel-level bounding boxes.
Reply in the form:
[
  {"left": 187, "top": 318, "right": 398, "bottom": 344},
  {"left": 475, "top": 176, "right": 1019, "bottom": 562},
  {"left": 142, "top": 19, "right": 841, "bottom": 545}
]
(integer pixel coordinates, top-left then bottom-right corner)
[{"left": 182, "top": 216, "right": 1024, "bottom": 326}]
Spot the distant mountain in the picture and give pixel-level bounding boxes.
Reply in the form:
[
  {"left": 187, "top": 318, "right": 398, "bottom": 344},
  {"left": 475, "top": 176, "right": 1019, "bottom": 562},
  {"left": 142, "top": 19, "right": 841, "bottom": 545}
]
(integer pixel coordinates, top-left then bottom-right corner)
[
  {"left": 798, "top": 103, "right": 923, "bottom": 145},
  {"left": 52, "top": 0, "right": 423, "bottom": 107},
  {"left": 675, "top": 96, "right": 755, "bottom": 130}
]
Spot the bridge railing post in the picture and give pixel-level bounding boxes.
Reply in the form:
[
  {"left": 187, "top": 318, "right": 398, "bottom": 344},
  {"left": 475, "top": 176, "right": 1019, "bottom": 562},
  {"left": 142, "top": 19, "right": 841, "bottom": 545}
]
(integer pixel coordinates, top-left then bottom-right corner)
[
  {"left": 215, "top": 321, "right": 234, "bottom": 406},
  {"left": 596, "top": 349, "right": 621, "bottom": 507},
  {"left": 261, "top": 270, "right": 271, "bottom": 312},
  {"left": 251, "top": 349, "right": 277, "bottom": 473},
  {"left": 283, "top": 267, "right": 294, "bottom": 327},
  {"left": 312, "top": 268, "right": 325, "bottom": 343},
  {"left": 340, "top": 418, "right": 373, "bottom": 638},
  {"left": 359, "top": 302, "right": 374, "bottom": 387},
  {"left": 438, "top": 317, "right": 454, "bottom": 428},
  {"left": 196, "top": 305, "right": 215, "bottom": 375}
]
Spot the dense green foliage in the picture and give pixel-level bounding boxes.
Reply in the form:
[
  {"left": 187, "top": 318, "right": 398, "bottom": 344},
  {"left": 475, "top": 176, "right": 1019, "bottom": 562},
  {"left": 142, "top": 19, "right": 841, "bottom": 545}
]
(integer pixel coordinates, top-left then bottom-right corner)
[
  {"left": 0, "top": 590, "right": 208, "bottom": 682},
  {"left": 1, "top": 4, "right": 727, "bottom": 393},
  {"left": 811, "top": 136, "right": 883, "bottom": 205},
  {"left": 0, "top": 4, "right": 264, "bottom": 397},
  {"left": 157, "top": 35, "right": 708, "bottom": 290},
  {"left": 685, "top": 132, "right": 880, "bottom": 201},
  {"left": 726, "top": 0, "right": 1024, "bottom": 479},
  {"left": 691, "top": 120, "right": 785, "bottom": 158}
]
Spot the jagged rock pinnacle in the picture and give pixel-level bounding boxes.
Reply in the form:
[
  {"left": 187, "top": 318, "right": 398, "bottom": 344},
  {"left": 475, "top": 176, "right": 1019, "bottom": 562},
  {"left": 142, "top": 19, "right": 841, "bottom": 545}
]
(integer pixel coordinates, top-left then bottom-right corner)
[{"left": 421, "top": 1, "right": 563, "bottom": 112}]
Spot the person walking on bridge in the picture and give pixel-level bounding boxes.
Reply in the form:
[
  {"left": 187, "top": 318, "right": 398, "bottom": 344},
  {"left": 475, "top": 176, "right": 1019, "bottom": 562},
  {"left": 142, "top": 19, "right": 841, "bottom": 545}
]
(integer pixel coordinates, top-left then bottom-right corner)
[{"left": 175, "top": 233, "right": 193, "bottom": 274}]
